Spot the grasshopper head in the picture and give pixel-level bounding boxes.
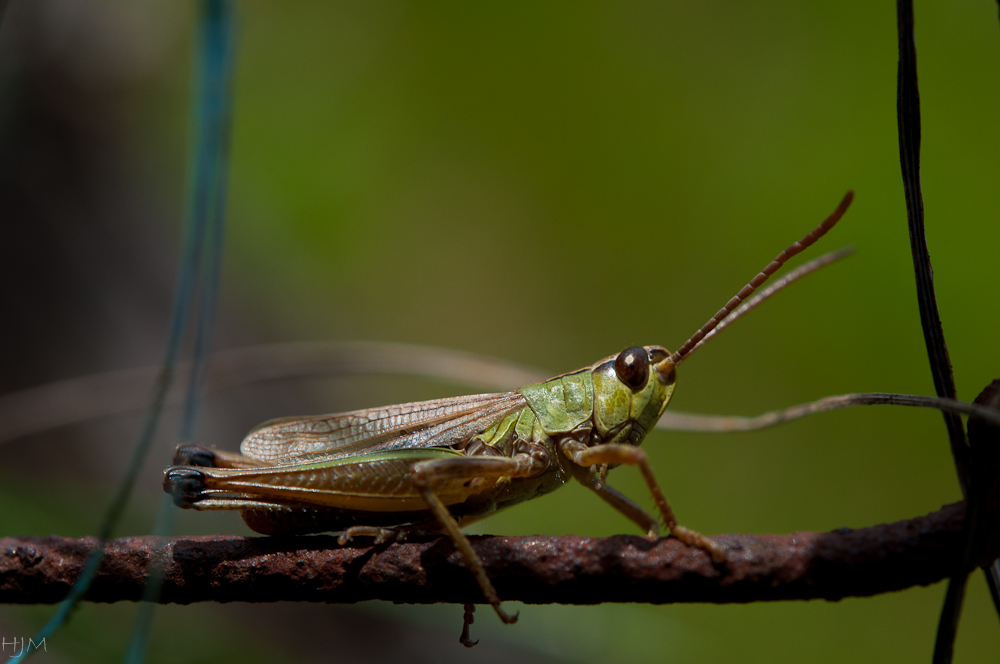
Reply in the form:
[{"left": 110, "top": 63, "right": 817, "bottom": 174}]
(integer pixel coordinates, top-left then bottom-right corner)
[{"left": 591, "top": 345, "right": 676, "bottom": 445}]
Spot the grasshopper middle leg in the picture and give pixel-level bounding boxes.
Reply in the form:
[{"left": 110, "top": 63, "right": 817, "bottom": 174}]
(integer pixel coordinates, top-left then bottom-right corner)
[{"left": 409, "top": 453, "right": 547, "bottom": 627}]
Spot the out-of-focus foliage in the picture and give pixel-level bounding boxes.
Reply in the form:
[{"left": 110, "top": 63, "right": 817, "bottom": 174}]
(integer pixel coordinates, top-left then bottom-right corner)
[{"left": 2, "top": 1, "right": 999, "bottom": 662}]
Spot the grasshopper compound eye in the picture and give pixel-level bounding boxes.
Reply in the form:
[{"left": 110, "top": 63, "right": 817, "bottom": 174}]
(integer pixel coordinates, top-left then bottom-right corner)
[{"left": 614, "top": 346, "right": 650, "bottom": 390}]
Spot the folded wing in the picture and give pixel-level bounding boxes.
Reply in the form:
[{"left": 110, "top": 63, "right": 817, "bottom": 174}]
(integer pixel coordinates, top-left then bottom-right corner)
[{"left": 241, "top": 391, "right": 528, "bottom": 463}]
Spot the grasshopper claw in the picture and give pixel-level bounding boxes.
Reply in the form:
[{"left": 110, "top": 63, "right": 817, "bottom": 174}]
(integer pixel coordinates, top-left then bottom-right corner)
[{"left": 496, "top": 607, "right": 519, "bottom": 625}]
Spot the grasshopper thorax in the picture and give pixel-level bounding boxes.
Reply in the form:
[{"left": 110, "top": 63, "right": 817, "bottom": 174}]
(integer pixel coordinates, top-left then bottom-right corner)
[{"left": 516, "top": 345, "right": 675, "bottom": 448}]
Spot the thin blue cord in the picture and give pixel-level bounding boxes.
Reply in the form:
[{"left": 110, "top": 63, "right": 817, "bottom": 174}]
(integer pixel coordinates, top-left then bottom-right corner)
[
  {"left": 121, "top": 2, "right": 237, "bottom": 662},
  {"left": 12, "top": 1, "right": 237, "bottom": 662}
]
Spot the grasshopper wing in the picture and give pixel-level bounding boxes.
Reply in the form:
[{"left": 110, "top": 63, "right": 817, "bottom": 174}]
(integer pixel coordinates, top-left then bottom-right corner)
[{"left": 240, "top": 391, "right": 528, "bottom": 463}]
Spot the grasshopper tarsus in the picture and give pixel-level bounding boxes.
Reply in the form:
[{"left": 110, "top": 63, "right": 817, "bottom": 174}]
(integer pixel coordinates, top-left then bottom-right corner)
[
  {"left": 460, "top": 603, "right": 479, "bottom": 647},
  {"left": 337, "top": 526, "right": 399, "bottom": 546},
  {"left": 670, "top": 525, "right": 727, "bottom": 564}
]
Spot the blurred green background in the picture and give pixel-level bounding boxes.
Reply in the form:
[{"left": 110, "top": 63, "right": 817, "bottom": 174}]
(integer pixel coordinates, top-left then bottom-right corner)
[{"left": 2, "top": 1, "right": 999, "bottom": 662}]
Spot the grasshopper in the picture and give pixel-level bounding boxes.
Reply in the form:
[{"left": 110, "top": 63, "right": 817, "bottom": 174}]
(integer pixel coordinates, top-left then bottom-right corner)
[{"left": 164, "top": 191, "right": 854, "bottom": 645}]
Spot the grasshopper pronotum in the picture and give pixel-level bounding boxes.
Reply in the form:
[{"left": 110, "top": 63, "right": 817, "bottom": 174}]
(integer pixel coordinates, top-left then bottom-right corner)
[{"left": 164, "top": 192, "right": 854, "bottom": 645}]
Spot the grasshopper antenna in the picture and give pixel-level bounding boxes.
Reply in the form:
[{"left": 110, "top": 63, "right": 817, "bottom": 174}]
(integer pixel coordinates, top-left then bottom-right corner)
[
  {"left": 658, "top": 191, "right": 854, "bottom": 373},
  {"left": 686, "top": 245, "right": 855, "bottom": 357}
]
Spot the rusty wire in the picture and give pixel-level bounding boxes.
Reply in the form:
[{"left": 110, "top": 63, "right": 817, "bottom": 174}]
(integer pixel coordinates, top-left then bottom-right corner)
[{"left": 2, "top": 501, "right": 996, "bottom": 607}]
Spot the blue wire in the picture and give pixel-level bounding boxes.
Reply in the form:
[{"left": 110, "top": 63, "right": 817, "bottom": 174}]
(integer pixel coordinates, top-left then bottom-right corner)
[
  {"left": 12, "top": 1, "right": 237, "bottom": 661},
  {"left": 121, "top": 2, "right": 237, "bottom": 663}
]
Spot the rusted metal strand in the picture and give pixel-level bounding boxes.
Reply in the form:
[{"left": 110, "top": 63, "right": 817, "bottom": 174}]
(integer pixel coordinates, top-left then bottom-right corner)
[
  {"left": 2, "top": 502, "right": 994, "bottom": 607},
  {"left": 967, "top": 381, "right": 1000, "bottom": 614},
  {"left": 935, "top": 381, "right": 1000, "bottom": 663}
]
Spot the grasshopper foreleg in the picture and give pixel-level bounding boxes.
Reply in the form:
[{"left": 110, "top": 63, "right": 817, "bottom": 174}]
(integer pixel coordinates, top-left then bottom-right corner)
[
  {"left": 410, "top": 453, "right": 546, "bottom": 628},
  {"left": 559, "top": 439, "right": 726, "bottom": 563}
]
